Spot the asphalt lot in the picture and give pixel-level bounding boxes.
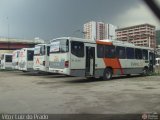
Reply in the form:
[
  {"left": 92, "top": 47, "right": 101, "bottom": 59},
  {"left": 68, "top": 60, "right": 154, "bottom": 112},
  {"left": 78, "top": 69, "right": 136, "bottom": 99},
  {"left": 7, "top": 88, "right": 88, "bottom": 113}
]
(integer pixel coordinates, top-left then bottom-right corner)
[{"left": 0, "top": 71, "right": 160, "bottom": 114}]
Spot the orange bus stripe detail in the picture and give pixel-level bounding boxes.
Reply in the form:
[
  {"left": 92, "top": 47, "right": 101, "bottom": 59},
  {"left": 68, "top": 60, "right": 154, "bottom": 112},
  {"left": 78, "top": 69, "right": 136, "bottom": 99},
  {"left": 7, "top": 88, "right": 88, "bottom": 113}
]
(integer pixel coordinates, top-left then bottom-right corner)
[
  {"left": 96, "top": 41, "right": 113, "bottom": 45},
  {"left": 103, "top": 58, "right": 124, "bottom": 75}
]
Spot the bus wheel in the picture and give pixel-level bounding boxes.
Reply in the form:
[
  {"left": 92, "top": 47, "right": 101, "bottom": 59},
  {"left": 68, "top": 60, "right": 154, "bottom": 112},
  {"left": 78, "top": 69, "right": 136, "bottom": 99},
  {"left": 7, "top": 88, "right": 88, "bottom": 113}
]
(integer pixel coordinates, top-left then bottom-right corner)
[
  {"left": 142, "top": 67, "right": 149, "bottom": 76},
  {"left": 103, "top": 68, "right": 112, "bottom": 80}
]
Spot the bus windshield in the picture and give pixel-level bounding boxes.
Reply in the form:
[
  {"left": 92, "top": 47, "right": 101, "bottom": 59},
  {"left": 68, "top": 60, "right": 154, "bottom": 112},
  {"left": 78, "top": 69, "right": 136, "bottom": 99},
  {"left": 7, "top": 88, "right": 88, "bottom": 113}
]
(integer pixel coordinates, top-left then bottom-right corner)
[
  {"left": 5, "top": 55, "right": 12, "bottom": 62},
  {"left": 34, "top": 45, "right": 45, "bottom": 55},
  {"left": 27, "top": 50, "right": 34, "bottom": 61},
  {"left": 50, "top": 39, "right": 69, "bottom": 53}
]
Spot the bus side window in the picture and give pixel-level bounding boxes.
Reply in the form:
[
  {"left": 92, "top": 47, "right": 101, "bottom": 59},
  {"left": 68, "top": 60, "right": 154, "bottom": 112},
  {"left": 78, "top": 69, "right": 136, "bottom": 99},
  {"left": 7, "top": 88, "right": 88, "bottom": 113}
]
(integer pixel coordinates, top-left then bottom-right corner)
[
  {"left": 135, "top": 48, "right": 142, "bottom": 59},
  {"left": 27, "top": 50, "right": 34, "bottom": 61},
  {"left": 47, "top": 46, "right": 50, "bottom": 56},
  {"left": 126, "top": 47, "right": 134, "bottom": 59},
  {"left": 71, "top": 41, "right": 84, "bottom": 57},
  {"left": 142, "top": 49, "right": 148, "bottom": 60},
  {"left": 105, "top": 45, "right": 115, "bottom": 58},
  {"left": 97, "top": 44, "right": 104, "bottom": 58},
  {"left": 116, "top": 46, "right": 126, "bottom": 59},
  {"left": 149, "top": 52, "right": 155, "bottom": 65}
]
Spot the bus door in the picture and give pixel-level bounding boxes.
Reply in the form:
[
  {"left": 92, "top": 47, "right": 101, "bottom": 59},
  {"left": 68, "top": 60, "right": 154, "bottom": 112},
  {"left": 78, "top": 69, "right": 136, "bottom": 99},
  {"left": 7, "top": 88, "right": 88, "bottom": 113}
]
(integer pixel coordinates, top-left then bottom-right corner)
[
  {"left": 85, "top": 46, "right": 95, "bottom": 76},
  {"left": 149, "top": 52, "right": 155, "bottom": 72},
  {"left": 46, "top": 46, "right": 50, "bottom": 71}
]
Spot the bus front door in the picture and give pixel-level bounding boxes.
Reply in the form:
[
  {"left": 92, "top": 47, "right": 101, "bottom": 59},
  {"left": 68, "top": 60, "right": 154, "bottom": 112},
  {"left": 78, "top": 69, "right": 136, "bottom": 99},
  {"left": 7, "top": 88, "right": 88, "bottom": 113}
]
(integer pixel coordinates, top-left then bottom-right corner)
[
  {"left": 85, "top": 46, "right": 95, "bottom": 76},
  {"left": 149, "top": 52, "right": 155, "bottom": 72}
]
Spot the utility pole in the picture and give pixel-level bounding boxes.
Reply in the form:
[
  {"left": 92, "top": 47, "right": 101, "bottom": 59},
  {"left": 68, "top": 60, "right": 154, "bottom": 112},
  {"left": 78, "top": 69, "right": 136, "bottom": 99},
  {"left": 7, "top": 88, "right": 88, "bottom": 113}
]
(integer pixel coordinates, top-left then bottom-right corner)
[{"left": 7, "top": 17, "right": 10, "bottom": 49}]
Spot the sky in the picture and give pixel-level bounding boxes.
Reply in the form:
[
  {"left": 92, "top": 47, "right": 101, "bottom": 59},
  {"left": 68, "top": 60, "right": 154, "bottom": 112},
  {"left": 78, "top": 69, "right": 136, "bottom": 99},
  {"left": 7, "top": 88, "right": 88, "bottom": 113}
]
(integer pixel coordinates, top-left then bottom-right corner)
[{"left": 0, "top": 0, "right": 160, "bottom": 41}]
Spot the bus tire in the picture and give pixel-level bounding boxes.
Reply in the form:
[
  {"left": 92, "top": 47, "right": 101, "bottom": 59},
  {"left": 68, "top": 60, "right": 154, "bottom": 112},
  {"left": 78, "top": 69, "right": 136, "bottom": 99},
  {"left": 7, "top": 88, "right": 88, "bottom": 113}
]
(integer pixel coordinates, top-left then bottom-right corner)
[
  {"left": 103, "top": 68, "right": 112, "bottom": 80},
  {"left": 142, "top": 67, "right": 149, "bottom": 76}
]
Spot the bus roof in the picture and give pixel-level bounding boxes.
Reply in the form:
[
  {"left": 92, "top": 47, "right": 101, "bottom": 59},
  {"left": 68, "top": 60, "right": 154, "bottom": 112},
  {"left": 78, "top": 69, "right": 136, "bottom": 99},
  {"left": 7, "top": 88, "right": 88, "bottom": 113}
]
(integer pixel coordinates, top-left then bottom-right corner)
[
  {"left": 97, "top": 39, "right": 153, "bottom": 50},
  {"left": 20, "top": 48, "right": 34, "bottom": 51},
  {"left": 50, "top": 37, "right": 95, "bottom": 44},
  {"left": 35, "top": 43, "right": 48, "bottom": 46},
  {"left": 1, "top": 53, "right": 12, "bottom": 56},
  {"left": 50, "top": 37, "right": 153, "bottom": 50}
]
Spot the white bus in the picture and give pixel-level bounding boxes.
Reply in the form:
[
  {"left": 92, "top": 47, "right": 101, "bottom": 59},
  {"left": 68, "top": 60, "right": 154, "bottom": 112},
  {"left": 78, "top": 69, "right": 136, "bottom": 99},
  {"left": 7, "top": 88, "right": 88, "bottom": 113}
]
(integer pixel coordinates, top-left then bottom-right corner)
[
  {"left": 12, "top": 50, "right": 20, "bottom": 70},
  {"left": 33, "top": 44, "right": 50, "bottom": 72},
  {"left": 0, "top": 53, "right": 13, "bottom": 70},
  {"left": 49, "top": 37, "right": 155, "bottom": 80},
  {"left": 18, "top": 48, "right": 34, "bottom": 72}
]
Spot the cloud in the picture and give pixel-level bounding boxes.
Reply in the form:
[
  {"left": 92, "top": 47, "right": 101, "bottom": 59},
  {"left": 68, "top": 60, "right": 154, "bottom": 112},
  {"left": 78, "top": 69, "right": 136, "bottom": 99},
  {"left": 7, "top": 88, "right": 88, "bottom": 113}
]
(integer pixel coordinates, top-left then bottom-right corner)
[{"left": 114, "top": 2, "right": 160, "bottom": 29}]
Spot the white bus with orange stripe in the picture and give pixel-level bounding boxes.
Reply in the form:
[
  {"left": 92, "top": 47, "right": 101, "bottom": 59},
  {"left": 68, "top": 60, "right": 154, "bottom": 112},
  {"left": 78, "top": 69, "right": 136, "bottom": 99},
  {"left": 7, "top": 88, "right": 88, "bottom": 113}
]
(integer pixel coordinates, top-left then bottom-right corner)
[
  {"left": 12, "top": 50, "right": 20, "bottom": 70},
  {"left": 18, "top": 48, "right": 34, "bottom": 72},
  {"left": 33, "top": 44, "right": 50, "bottom": 72},
  {"left": 49, "top": 37, "right": 155, "bottom": 80}
]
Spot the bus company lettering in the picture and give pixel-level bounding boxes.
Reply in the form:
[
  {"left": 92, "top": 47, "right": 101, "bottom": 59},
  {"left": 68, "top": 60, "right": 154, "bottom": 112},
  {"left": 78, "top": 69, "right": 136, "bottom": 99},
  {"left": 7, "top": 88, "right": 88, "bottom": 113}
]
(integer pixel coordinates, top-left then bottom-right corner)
[
  {"left": 71, "top": 58, "right": 81, "bottom": 62},
  {"left": 131, "top": 62, "right": 142, "bottom": 66}
]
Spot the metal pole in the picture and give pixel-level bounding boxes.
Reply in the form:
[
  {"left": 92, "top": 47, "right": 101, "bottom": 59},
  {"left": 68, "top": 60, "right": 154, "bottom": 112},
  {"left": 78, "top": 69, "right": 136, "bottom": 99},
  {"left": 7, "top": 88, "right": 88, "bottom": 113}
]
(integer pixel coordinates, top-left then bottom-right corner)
[{"left": 7, "top": 17, "right": 9, "bottom": 49}]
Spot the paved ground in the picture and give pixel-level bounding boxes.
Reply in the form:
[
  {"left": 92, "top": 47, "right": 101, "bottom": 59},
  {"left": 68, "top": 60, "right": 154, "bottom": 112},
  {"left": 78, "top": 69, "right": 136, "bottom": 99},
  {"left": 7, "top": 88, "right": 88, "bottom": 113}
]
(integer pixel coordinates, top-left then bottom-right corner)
[{"left": 0, "top": 71, "right": 160, "bottom": 114}]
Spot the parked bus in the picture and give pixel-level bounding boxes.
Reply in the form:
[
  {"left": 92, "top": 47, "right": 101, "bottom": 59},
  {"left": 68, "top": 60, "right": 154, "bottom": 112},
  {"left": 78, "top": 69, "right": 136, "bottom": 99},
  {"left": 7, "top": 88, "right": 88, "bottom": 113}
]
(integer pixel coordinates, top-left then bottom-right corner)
[
  {"left": 0, "top": 53, "right": 12, "bottom": 70},
  {"left": 49, "top": 37, "right": 155, "bottom": 80},
  {"left": 18, "top": 48, "right": 34, "bottom": 72},
  {"left": 33, "top": 44, "right": 50, "bottom": 72},
  {"left": 12, "top": 50, "right": 20, "bottom": 70}
]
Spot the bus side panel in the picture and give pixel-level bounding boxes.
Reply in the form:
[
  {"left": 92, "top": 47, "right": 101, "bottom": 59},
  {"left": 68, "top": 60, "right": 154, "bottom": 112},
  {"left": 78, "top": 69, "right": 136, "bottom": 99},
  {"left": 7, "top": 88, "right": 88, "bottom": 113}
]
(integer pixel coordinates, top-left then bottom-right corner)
[
  {"left": 1, "top": 59, "right": 5, "bottom": 69},
  {"left": 103, "top": 58, "right": 124, "bottom": 75},
  {"left": 45, "top": 55, "right": 50, "bottom": 72},
  {"left": 94, "top": 58, "right": 106, "bottom": 77},
  {"left": 12, "top": 51, "right": 19, "bottom": 70},
  {"left": 119, "top": 59, "right": 149, "bottom": 74},
  {"left": 27, "top": 61, "right": 34, "bottom": 71},
  {"left": 5, "top": 62, "right": 12, "bottom": 69},
  {"left": 70, "top": 54, "right": 85, "bottom": 77}
]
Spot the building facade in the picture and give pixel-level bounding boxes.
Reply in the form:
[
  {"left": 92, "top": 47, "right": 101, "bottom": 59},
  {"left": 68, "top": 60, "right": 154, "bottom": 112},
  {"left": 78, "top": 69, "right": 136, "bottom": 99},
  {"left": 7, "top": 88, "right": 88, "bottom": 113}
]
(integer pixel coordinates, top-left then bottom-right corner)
[
  {"left": 83, "top": 21, "right": 117, "bottom": 41},
  {"left": 116, "top": 24, "right": 156, "bottom": 48},
  {"left": 106, "top": 24, "right": 117, "bottom": 40}
]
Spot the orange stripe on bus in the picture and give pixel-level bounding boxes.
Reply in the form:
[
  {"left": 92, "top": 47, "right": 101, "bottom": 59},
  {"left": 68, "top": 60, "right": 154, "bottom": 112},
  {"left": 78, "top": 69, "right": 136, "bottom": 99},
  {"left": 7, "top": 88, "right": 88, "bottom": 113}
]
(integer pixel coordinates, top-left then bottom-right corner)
[
  {"left": 103, "top": 58, "right": 124, "bottom": 75},
  {"left": 96, "top": 41, "right": 113, "bottom": 45}
]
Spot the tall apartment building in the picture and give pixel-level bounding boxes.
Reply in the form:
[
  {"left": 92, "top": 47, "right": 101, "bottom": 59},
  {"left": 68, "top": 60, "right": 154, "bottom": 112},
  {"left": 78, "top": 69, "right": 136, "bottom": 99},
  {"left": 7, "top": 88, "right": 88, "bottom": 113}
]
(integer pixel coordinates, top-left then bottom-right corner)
[
  {"left": 83, "top": 21, "right": 117, "bottom": 40},
  {"left": 116, "top": 24, "right": 156, "bottom": 48}
]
